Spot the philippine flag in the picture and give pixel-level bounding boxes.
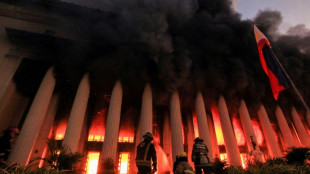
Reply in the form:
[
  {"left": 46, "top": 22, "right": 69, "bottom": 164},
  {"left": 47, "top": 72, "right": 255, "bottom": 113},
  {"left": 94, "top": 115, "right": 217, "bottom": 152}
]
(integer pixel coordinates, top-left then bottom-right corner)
[{"left": 254, "top": 25, "right": 289, "bottom": 100}]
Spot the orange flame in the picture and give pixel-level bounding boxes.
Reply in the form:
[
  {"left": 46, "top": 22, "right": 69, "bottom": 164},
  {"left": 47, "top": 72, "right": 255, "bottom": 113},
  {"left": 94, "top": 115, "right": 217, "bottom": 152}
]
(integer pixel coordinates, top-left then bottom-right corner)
[
  {"left": 88, "top": 109, "right": 106, "bottom": 142},
  {"left": 85, "top": 152, "right": 100, "bottom": 174},
  {"left": 55, "top": 119, "right": 67, "bottom": 140},
  {"left": 153, "top": 123, "right": 160, "bottom": 144},
  {"left": 118, "top": 126, "right": 134, "bottom": 143},
  {"left": 211, "top": 105, "right": 224, "bottom": 145},
  {"left": 251, "top": 120, "right": 264, "bottom": 146},
  {"left": 232, "top": 117, "right": 246, "bottom": 146},
  {"left": 118, "top": 152, "right": 130, "bottom": 174},
  {"left": 192, "top": 113, "right": 199, "bottom": 138}
]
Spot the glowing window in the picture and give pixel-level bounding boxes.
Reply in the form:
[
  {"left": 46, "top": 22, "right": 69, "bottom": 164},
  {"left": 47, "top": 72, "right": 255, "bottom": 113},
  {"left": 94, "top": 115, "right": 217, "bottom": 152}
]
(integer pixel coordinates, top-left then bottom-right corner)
[
  {"left": 220, "top": 153, "right": 227, "bottom": 161},
  {"left": 118, "top": 152, "right": 130, "bottom": 174},
  {"left": 86, "top": 152, "right": 100, "bottom": 174},
  {"left": 55, "top": 119, "right": 67, "bottom": 140},
  {"left": 88, "top": 110, "right": 106, "bottom": 142},
  {"left": 118, "top": 137, "right": 134, "bottom": 143}
]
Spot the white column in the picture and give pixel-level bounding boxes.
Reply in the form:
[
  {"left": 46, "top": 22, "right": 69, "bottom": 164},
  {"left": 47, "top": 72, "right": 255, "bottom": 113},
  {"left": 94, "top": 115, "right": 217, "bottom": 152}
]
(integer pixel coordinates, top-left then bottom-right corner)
[
  {"left": 62, "top": 74, "right": 90, "bottom": 153},
  {"left": 0, "top": 58, "right": 21, "bottom": 103},
  {"left": 170, "top": 91, "right": 184, "bottom": 161},
  {"left": 163, "top": 112, "right": 173, "bottom": 168},
  {"left": 275, "top": 106, "right": 296, "bottom": 148},
  {"left": 186, "top": 113, "right": 195, "bottom": 168},
  {"left": 306, "top": 111, "right": 310, "bottom": 129},
  {"left": 29, "top": 95, "right": 59, "bottom": 163},
  {"left": 140, "top": 83, "right": 153, "bottom": 138},
  {"left": 8, "top": 67, "right": 55, "bottom": 165},
  {"left": 207, "top": 113, "right": 220, "bottom": 159},
  {"left": 195, "top": 92, "right": 213, "bottom": 160},
  {"left": 239, "top": 100, "right": 261, "bottom": 152},
  {"left": 101, "top": 81, "right": 123, "bottom": 161},
  {"left": 291, "top": 107, "right": 310, "bottom": 147},
  {"left": 257, "top": 105, "right": 282, "bottom": 158},
  {"left": 218, "top": 96, "right": 242, "bottom": 166}
]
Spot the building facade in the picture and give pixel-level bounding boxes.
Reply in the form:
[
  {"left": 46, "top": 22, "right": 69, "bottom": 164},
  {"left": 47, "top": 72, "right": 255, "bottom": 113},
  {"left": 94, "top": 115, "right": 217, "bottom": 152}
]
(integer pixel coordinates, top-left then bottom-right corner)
[{"left": 1, "top": 1, "right": 310, "bottom": 173}]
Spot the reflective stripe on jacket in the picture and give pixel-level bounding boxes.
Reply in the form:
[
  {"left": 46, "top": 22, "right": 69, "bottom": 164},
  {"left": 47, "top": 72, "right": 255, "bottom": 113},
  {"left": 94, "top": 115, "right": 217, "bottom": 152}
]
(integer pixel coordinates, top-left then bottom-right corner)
[{"left": 136, "top": 141, "right": 157, "bottom": 167}]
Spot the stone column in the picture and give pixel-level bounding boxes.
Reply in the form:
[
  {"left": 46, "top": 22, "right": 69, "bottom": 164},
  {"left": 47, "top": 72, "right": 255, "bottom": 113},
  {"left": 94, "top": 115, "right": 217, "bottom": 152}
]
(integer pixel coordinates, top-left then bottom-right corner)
[
  {"left": 306, "top": 111, "right": 310, "bottom": 129},
  {"left": 170, "top": 91, "right": 184, "bottom": 161},
  {"left": 207, "top": 114, "right": 220, "bottom": 159},
  {"left": 140, "top": 83, "right": 153, "bottom": 138},
  {"left": 186, "top": 113, "right": 195, "bottom": 168},
  {"left": 218, "top": 96, "right": 242, "bottom": 166},
  {"left": 101, "top": 81, "right": 123, "bottom": 161},
  {"left": 62, "top": 74, "right": 90, "bottom": 153},
  {"left": 275, "top": 106, "right": 296, "bottom": 148},
  {"left": 291, "top": 107, "right": 310, "bottom": 147},
  {"left": 257, "top": 105, "right": 282, "bottom": 158},
  {"left": 239, "top": 100, "right": 261, "bottom": 152},
  {"left": 29, "top": 95, "right": 59, "bottom": 163},
  {"left": 8, "top": 67, "right": 55, "bottom": 165},
  {"left": 195, "top": 92, "right": 213, "bottom": 160},
  {"left": 0, "top": 58, "right": 21, "bottom": 103},
  {"left": 163, "top": 112, "right": 173, "bottom": 168}
]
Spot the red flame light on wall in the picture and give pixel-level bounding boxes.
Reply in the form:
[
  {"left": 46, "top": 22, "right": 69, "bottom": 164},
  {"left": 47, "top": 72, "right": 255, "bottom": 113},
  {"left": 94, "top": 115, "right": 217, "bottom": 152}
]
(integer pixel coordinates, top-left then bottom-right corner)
[
  {"left": 118, "top": 128, "right": 134, "bottom": 143},
  {"left": 55, "top": 119, "right": 68, "bottom": 140},
  {"left": 153, "top": 123, "right": 161, "bottom": 144},
  {"left": 232, "top": 117, "right": 246, "bottom": 146},
  {"left": 251, "top": 120, "right": 264, "bottom": 146},
  {"left": 192, "top": 113, "right": 199, "bottom": 138},
  {"left": 88, "top": 110, "right": 106, "bottom": 142},
  {"left": 211, "top": 105, "right": 224, "bottom": 145}
]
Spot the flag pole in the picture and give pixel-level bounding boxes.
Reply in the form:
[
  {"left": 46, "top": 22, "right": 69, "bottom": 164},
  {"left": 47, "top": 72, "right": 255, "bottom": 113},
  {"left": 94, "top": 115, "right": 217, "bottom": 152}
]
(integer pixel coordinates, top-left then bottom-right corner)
[{"left": 270, "top": 50, "right": 310, "bottom": 113}]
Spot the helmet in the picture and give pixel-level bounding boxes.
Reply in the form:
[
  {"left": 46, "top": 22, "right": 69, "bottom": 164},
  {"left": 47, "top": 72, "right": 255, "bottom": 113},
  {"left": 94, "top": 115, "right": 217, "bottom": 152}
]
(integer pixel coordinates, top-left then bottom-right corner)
[
  {"left": 179, "top": 152, "right": 187, "bottom": 158},
  {"left": 143, "top": 132, "right": 154, "bottom": 140},
  {"left": 194, "top": 137, "right": 204, "bottom": 142}
]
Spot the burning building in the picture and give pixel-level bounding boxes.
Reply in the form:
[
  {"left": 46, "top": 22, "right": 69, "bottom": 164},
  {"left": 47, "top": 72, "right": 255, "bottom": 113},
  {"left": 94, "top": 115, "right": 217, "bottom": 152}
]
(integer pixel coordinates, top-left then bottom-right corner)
[{"left": 1, "top": 0, "right": 310, "bottom": 173}]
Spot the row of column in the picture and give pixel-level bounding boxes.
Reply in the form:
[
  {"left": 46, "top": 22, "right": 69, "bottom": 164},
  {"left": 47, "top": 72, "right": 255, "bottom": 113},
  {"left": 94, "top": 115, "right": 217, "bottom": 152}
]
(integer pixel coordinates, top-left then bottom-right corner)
[{"left": 5, "top": 66, "right": 310, "bottom": 167}]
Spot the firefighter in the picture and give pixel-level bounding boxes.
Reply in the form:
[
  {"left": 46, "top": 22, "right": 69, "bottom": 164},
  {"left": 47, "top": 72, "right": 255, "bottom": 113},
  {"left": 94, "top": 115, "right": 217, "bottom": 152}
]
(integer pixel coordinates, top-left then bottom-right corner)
[
  {"left": 191, "top": 137, "right": 211, "bottom": 174},
  {"left": 136, "top": 132, "right": 157, "bottom": 174},
  {"left": 173, "top": 152, "right": 194, "bottom": 174}
]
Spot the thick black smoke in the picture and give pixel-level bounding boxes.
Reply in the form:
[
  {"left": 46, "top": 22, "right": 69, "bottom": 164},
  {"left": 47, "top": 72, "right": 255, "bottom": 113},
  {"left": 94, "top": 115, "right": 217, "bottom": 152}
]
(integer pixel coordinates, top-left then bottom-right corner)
[{"left": 12, "top": 0, "right": 310, "bottom": 117}]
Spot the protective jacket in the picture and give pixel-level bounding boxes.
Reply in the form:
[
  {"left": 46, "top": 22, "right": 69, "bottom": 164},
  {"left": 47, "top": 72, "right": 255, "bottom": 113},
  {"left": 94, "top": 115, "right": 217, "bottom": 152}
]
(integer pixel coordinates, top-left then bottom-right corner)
[
  {"left": 174, "top": 160, "right": 194, "bottom": 174},
  {"left": 191, "top": 142, "right": 210, "bottom": 167},
  {"left": 136, "top": 140, "right": 157, "bottom": 168}
]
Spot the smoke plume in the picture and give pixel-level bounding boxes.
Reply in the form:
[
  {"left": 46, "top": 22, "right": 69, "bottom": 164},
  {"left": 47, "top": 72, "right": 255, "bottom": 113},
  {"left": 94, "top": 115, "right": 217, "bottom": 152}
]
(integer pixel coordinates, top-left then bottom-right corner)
[{"left": 11, "top": 0, "right": 310, "bottom": 118}]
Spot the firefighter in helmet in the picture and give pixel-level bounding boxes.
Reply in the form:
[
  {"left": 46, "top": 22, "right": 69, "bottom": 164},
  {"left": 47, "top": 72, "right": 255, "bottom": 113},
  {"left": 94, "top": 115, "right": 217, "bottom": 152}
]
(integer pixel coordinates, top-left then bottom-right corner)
[
  {"left": 173, "top": 152, "right": 194, "bottom": 174},
  {"left": 136, "top": 132, "right": 157, "bottom": 174},
  {"left": 192, "top": 137, "right": 211, "bottom": 174}
]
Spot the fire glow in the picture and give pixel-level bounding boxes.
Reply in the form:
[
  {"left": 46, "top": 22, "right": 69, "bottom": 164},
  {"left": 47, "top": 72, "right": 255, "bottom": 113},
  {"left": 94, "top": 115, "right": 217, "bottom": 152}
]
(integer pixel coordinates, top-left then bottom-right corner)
[
  {"left": 192, "top": 113, "right": 199, "bottom": 138},
  {"left": 153, "top": 123, "right": 161, "bottom": 143},
  {"left": 118, "top": 152, "right": 130, "bottom": 174},
  {"left": 211, "top": 106, "right": 224, "bottom": 145},
  {"left": 232, "top": 117, "right": 246, "bottom": 146},
  {"left": 88, "top": 110, "right": 106, "bottom": 142},
  {"left": 85, "top": 152, "right": 100, "bottom": 174},
  {"left": 55, "top": 119, "right": 67, "bottom": 140},
  {"left": 251, "top": 120, "right": 264, "bottom": 146},
  {"left": 118, "top": 130, "right": 134, "bottom": 143}
]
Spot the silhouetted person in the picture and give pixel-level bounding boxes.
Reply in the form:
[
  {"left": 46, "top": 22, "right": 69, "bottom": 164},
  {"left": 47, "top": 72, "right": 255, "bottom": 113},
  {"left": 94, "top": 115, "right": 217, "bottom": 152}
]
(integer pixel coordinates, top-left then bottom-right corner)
[
  {"left": 136, "top": 132, "right": 157, "bottom": 174},
  {"left": 192, "top": 137, "right": 211, "bottom": 174},
  {"left": 173, "top": 152, "right": 194, "bottom": 174}
]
